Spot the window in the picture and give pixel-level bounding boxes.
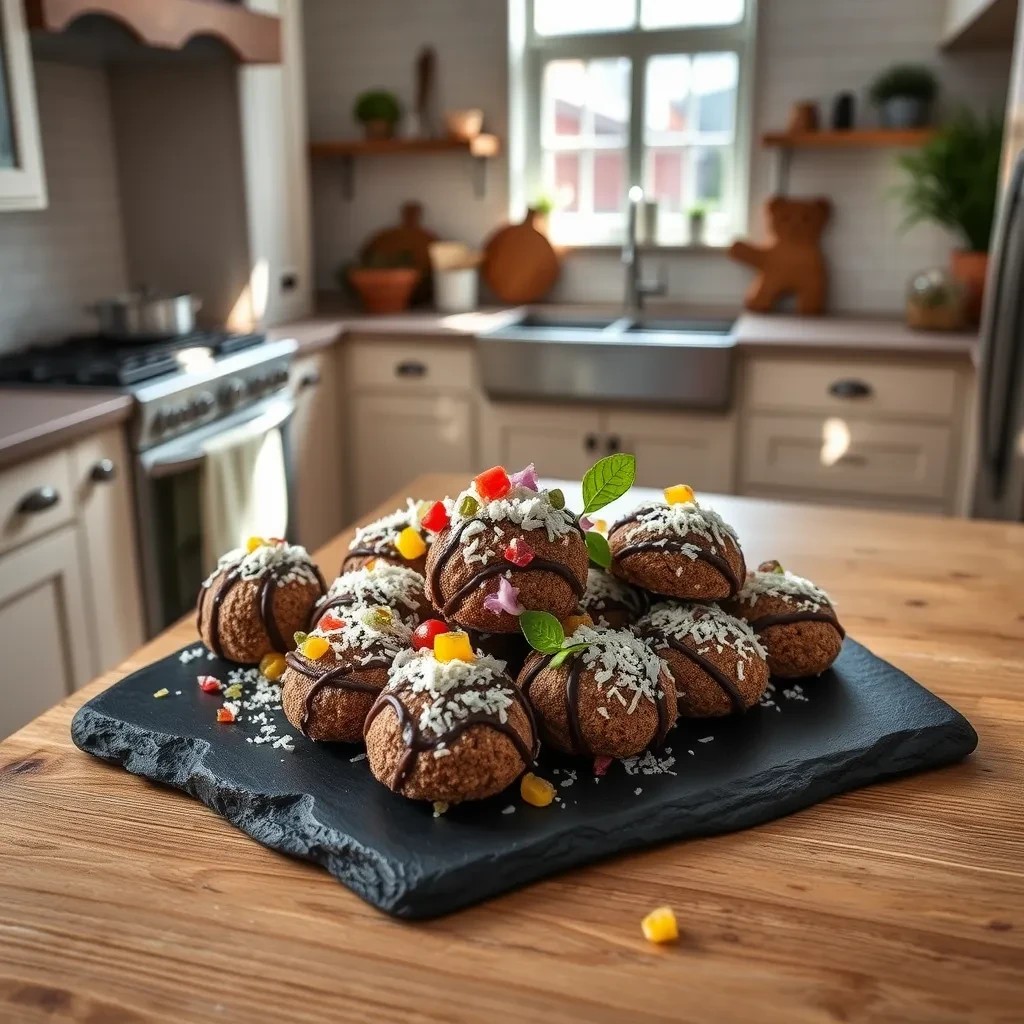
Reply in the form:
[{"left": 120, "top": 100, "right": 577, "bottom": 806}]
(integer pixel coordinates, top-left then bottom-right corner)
[{"left": 512, "top": 0, "right": 754, "bottom": 246}]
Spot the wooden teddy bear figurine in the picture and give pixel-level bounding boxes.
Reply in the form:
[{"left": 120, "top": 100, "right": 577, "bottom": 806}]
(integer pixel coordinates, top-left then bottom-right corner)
[{"left": 729, "top": 196, "right": 832, "bottom": 315}]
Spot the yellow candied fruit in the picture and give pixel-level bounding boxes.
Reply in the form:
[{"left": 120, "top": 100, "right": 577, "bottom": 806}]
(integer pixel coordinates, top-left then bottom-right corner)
[
  {"left": 664, "top": 484, "right": 696, "bottom": 506},
  {"left": 259, "top": 652, "right": 287, "bottom": 681},
  {"left": 246, "top": 535, "right": 266, "bottom": 553},
  {"left": 520, "top": 772, "right": 556, "bottom": 808},
  {"left": 560, "top": 612, "right": 594, "bottom": 636},
  {"left": 153, "top": 688, "right": 169, "bottom": 699},
  {"left": 434, "top": 630, "right": 475, "bottom": 663},
  {"left": 395, "top": 526, "right": 427, "bottom": 561},
  {"left": 300, "top": 635, "right": 331, "bottom": 660},
  {"left": 223, "top": 683, "right": 243, "bottom": 699},
  {"left": 364, "top": 558, "right": 378, "bottom": 571},
  {"left": 641, "top": 905, "right": 679, "bottom": 944}
]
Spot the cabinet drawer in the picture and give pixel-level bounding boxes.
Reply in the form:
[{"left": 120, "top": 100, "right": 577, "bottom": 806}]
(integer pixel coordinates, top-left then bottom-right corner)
[
  {"left": 348, "top": 337, "right": 475, "bottom": 393},
  {"left": 0, "top": 448, "right": 75, "bottom": 556},
  {"left": 746, "top": 357, "right": 959, "bottom": 421},
  {"left": 742, "top": 414, "right": 952, "bottom": 501}
]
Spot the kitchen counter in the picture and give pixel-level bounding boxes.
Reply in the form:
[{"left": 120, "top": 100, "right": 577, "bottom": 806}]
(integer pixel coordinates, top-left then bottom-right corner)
[
  {"left": 0, "top": 388, "right": 134, "bottom": 470},
  {"left": 1, "top": 477, "right": 1021, "bottom": 1024}
]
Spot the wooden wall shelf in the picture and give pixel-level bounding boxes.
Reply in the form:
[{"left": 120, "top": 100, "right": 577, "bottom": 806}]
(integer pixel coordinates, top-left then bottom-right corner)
[
  {"left": 24, "top": 0, "right": 281, "bottom": 63},
  {"left": 309, "top": 135, "right": 502, "bottom": 200}
]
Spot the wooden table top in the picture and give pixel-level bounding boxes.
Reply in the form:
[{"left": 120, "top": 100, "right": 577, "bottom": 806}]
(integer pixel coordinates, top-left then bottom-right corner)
[{"left": 2, "top": 475, "right": 1022, "bottom": 1024}]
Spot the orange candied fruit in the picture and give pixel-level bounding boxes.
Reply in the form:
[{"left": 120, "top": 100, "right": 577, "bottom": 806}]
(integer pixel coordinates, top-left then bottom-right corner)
[
  {"left": 259, "top": 652, "right": 287, "bottom": 681},
  {"left": 641, "top": 905, "right": 679, "bottom": 944},
  {"left": 474, "top": 465, "right": 512, "bottom": 502},
  {"left": 395, "top": 526, "right": 427, "bottom": 561},
  {"left": 520, "top": 772, "right": 556, "bottom": 808},
  {"left": 246, "top": 535, "right": 266, "bottom": 553},
  {"left": 216, "top": 707, "right": 236, "bottom": 723},
  {"left": 560, "top": 612, "right": 593, "bottom": 636},
  {"left": 299, "top": 635, "right": 331, "bottom": 660},
  {"left": 434, "top": 630, "right": 475, "bottom": 663},
  {"left": 663, "top": 484, "right": 696, "bottom": 506}
]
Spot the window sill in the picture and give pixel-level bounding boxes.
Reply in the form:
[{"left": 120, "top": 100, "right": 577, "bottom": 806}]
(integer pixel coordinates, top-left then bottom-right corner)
[{"left": 554, "top": 242, "right": 732, "bottom": 256}]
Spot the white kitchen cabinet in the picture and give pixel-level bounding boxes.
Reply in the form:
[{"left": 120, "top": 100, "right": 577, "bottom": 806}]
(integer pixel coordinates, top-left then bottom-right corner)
[
  {"left": 481, "top": 402, "right": 603, "bottom": 479},
  {"left": 0, "top": 0, "right": 47, "bottom": 211},
  {"left": 291, "top": 349, "right": 344, "bottom": 552},
  {"left": 0, "top": 526, "right": 92, "bottom": 739}
]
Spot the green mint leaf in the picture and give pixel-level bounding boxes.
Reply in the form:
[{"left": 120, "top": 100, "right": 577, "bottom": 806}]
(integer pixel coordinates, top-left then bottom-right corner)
[
  {"left": 582, "top": 453, "right": 637, "bottom": 514},
  {"left": 585, "top": 530, "right": 612, "bottom": 569},
  {"left": 519, "top": 610, "right": 565, "bottom": 654},
  {"left": 549, "top": 643, "right": 589, "bottom": 669}
]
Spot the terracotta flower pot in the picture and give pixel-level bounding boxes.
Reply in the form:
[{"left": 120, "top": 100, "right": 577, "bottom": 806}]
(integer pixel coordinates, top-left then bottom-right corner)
[
  {"left": 950, "top": 249, "right": 989, "bottom": 325},
  {"left": 363, "top": 119, "right": 395, "bottom": 141},
  {"left": 348, "top": 268, "right": 420, "bottom": 315}
]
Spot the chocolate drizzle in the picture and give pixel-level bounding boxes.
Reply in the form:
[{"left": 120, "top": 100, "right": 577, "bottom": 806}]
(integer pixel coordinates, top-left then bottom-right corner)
[
  {"left": 285, "top": 648, "right": 392, "bottom": 735},
  {"left": 641, "top": 631, "right": 747, "bottom": 713},
  {"left": 747, "top": 609, "right": 846, "bottom": 638},
  {"left": 365, "top": 676, "right": 538, "bottom": 793}
]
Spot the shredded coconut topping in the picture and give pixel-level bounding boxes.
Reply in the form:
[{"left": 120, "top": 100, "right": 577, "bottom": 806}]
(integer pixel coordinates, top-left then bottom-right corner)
[
  {"left": 568, "top": 626, "right": 665, "bottom": 716},
  {"left": 640, "top": 602, "right": 767, "bottom": 661},
  {"left": 581, "top": 569, "right": 645, "bottom": 619},
  {"left": 349, "top": 498, "right": 430, "bottom": 552},
  {"left": 445, "top": 481, "right": 578, "bottom": 542},
  {"left": 323, "top": 565, "right": 425, "bottom": 621},
  {"left": 737, "top": 569, "right": 833, "bottom": 612},
  {"left": 310, "top": 611, "right": 411, "bottom": 659},
  {"left": 615, "top": 500, "right": 739, "bottom": 552},
  {"left": 204, "top": 541, "right": 318, "bottom": 587}
]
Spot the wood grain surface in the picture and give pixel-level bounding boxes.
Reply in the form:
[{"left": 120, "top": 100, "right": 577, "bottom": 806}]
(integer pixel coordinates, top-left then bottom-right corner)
[{"left": 1, "top": 475, "right": 1022, "bottom": 1024}]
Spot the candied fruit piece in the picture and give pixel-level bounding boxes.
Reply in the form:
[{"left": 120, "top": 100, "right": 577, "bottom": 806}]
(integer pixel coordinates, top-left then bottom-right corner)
[
  {"left": 560, "top": 612, "right": 593, "bottom": 636},
  {"left": 457, "top": 494, "right": 480, "bottom": 517},
  {"left": 664, "top": 484, "right": 696, "bottom": 506},
  {"left": 503, "top": 537, "right": 535, "bottom": 567},
  {"left": 246, "top": 535, "right": 266, "bottom": 553},
  {"left": 520, "top": 772, "right": 556, "bottom": 808},
  {"left": 153, "top": 688, "right": 169, "bottom": 699},
  {"left": 395, "top": 526, "right": 427, "bottom": 561},
  {"left": 299, "top": 636, "right": 330, "bottom": 660},
  {"left": 420, "top": 500, "right": 450, "bottom": 533},
  {"left": 593, "top": 755, "right": 613, "bottom": 777},
  {"left": 434, "top": 630, "right": 475, "bottom": 663},
  {"left": 258, "top": 654, "right": 286, "bottom": 682},
  {"left": 432, "top": 801, "right": 449, "bottom": 817},
  {"left": 413, "top": 618, "right": 450, "bottom": 651},
  {"left": 198, "top": 674, "right": 222, "bottom": 694},
  {"left": 364, "top": 558, "right": 378, "bottom": 571},
  {"left": 362, "top": 606, "right": 395, "bottom": 631},
  {"left": 293, "top": 630, "right": 308, "bottom": 647},
  {"left": 548, "top": 488, "right": 565, "bottom": 510},
  {"left": 474, "top": 466, "right": 512, "bottom": 502},
  {"left": 641, "top": 906, "right": 679, "bottom": 944},
  {"left": 216, "top": 707, "right": 236, "bottom": 723},
  {"left": 317, "top": 612, "right": 345, "bottom": 632},
  {"left": 758, "top": 559, "right": 785, "bottom": 574},
  {"left": 223, "top": 683, "right": 243, "bottom": 699}
]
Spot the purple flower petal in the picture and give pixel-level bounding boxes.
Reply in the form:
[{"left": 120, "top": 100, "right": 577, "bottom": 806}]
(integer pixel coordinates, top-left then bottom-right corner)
[
  {"left": 579, "top": 514, "right": 595, "bottom": 531},
  {"left": 482, "top": 576, "right": 525, "bottom": 616},
  {"left": 508, "top": 463, "right": 539, "bottom": 492}
]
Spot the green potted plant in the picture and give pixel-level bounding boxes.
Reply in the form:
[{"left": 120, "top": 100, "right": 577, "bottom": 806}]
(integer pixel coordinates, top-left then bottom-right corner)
[
  {"left": 869, "top": 64, "right": 938, "bottom": 129},
  {"left": 688, "top": 203, "right": 707, "bottom": 245},
  {"left": 339, "top": 251, "right": 420, "bottom": 314},
  {"left": 353, "top": 90, "right": 402, "bottom": 140},
  {"left": 894, "top": 109, "right": 1003, "bottom": 323}
]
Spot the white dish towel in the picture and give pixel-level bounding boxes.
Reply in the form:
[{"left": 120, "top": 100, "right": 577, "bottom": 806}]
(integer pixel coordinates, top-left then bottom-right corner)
[{"left": 200, "top": 418, "right": 288, "bottom": 572}]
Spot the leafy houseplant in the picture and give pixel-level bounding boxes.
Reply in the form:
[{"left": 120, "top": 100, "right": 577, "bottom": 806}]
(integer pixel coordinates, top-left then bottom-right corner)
[
  {"left": 689, "top": 203, "right": 707, "bottom": 245},
  {"left": 894, "top": 109, "right": 1003, "bottom": 322},
  {"left": 870, "top": 64, "right": 938, "bottom": 129},
  {"left": 353, "top": 90, "right": 401, "bottom": 140}
]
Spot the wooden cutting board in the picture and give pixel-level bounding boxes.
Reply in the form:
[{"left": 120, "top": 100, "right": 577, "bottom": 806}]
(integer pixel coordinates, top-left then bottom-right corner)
[
  {"left": 482, "top": 209, "right": 559, "bottom": 303},
  {"left": 361, "top": 202, "right": 437, "bottom": 302}
]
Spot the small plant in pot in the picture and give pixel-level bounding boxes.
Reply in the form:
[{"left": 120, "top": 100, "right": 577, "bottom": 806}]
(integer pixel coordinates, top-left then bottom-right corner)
[
  {"left": 689, "top": 203, "right": 707, "bottom": 245},
  {"left": 869, "top": 64, "right": 938, "bottom": 129},
  {"left": 353, "top": 90, "right": 401, "bottom": 140},
  {"left": 894, "top": 109, "right": 1003, "bottom": 323},
  {"left": 341, "top": 252, "right": 420, "bottom": 315}
]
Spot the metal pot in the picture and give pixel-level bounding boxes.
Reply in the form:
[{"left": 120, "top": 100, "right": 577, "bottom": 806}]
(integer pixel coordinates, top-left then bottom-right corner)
[{"left": 87, "top": 290, "right": 202, "bottom": 338}]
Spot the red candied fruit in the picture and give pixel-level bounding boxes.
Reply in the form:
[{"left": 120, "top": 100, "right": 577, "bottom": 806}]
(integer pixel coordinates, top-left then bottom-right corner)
[
  {"left": 473, "top": 466, "right": 512, "bottom": 502},
  {"left": 317, "top": 612, "right": 346, "bottom": 632},
  {"left": 412, "top": 618, "right": 451, "bottom": 652},
  {"left": 504, "top": 537, "right": 535, "bottom": 567},
  {"left": 593, "top": 756, "right": 613, "bottom": 777},
  {"left": 420, "top": 500, "right": 450, "bottom": 533},
  {"left": 197, "top": 675, "right": 222, "bottom": 694}
]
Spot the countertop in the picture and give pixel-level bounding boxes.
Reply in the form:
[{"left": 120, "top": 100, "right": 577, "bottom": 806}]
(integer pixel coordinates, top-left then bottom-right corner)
[
  {"left": 1, "top": 476, "right": 1021, "bottom": 1024},
  {"left": 0, "top": 388, "right": 133, "bottom": 470}
]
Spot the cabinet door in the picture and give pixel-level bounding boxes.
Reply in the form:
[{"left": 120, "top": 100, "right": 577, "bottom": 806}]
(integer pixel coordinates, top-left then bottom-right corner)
[
  {"left": 71, "top": 428, "right": 145, "bottom": 671},
  {"left": 603, "top": 409, "right": 737, "bottom": 494},
  {"left": 350, "top": 393, "right": 475, "bottom": 515},
  {"left": 291, "top": 350, "right": 345, "bottom": 551},
  {"left": 0, "top": 526, "right": 92, "bottom": 739},
  {"left": 480, "top": 403, "right": 603, "bottom": 481},
  {"left": 0, "top": 0, "right": 47, "bottom": 211}
]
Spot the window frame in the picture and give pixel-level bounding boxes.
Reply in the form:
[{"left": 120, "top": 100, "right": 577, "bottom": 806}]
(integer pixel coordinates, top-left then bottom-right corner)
[{"left": 511, "top": 0, "right": 757, "bottom": 246}]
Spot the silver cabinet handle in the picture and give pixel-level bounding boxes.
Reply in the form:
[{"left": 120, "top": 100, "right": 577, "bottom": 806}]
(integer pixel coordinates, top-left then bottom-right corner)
[
  {"left": 18, "top": 486, "right": 60, "bottom": 514},
  {"left": 90, "top": 458, "right": 117, "bottom": 482}
]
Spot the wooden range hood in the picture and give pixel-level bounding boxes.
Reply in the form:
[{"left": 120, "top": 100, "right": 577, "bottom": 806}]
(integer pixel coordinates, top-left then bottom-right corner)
[{"left": 24, "top": 0, "right": 281, "bottom": 63}]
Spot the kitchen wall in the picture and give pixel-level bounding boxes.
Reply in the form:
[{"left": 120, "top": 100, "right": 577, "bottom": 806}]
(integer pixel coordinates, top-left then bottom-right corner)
[
  {"left": 304, "top": 0, "right": 1012, "bottom": 315},
  {"left": 0, "top": 62, "right": 129, "bottom": 352}
]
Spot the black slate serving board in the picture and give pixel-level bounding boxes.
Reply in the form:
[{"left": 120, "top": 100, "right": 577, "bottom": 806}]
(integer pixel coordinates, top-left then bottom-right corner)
[{"left": 71, "top": 638, "right": 977, "bottom": 919}]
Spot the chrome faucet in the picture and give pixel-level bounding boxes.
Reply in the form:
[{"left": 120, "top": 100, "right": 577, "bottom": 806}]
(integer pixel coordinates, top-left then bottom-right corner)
[{"left": 623, "top": 186, "right": 667, "bottom": 316}]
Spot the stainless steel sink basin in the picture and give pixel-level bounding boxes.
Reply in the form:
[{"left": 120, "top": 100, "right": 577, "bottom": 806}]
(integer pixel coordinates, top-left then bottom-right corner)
[{"left": 476, "top": 312, "right": 736, "bottom": 409}]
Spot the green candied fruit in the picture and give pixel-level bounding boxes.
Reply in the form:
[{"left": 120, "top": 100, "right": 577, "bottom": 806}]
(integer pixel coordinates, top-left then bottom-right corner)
[
  {"left": 362, "top": 607, "right": 394, "bottom": 631},
  {"left": 548, "top": 488, "right": 565, "bottom": 510},
  {"left": 293, "top": 630, "right": 309, "bottom": 647},
  {"left": 458, "top": 494, "right": 480, "bottom": 517}
]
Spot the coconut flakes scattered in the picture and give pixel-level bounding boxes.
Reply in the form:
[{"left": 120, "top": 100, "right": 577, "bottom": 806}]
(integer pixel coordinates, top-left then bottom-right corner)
[
  {"left": 622, "top": 750, "right": 677, "bottom": 776},
  {"left": 179, "top": 645, "right": 207, "bottom": 664},
  {"left": 640, "top": 602, "right": 767, "bottom": 664},
  {"left": 309, "top": 613, "right": 411, "bottom": 660},
  {"left": 581, "top": 568, "right": 645, "bottom": 620},
  {"left": 501, "top": 805, "right": 516, "bottom": 815},
  {"left": 321, "top": 564, "right": 426, "bottom": 622},
  {"left": 348, "top": 498, "right": 429, "bottom": 553},
  {"left": 202, "top": 541, "right": 319, "bottom": 588},
  {"left": 567, "top": 626, "right": 665, "bottom": 718},
  {"left": 736, "top": 569, "right": 833, "bottom": 613},
  {"left": 614, "top": 500, "right": 740, "bottom": 552},
  {"left": 445, "top": 480, "right": 578, "bottom": 542}
]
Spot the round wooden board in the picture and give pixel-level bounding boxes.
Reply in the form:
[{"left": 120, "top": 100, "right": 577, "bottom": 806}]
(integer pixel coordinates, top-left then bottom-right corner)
[
  {"left": 482, "top": 210, "right": 559, "bottom": 303},
  {"left": 361, "top": 201, "right": 437, "bottom": 302}
]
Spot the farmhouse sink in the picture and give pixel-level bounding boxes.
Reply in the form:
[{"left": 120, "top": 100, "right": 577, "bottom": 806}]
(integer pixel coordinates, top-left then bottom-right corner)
[{"left": 476, "top": 311, "right": 736, "bottom": 409}]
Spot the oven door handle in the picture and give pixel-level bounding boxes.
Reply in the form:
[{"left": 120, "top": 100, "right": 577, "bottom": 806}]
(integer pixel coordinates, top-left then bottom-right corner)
[{"left": 143, "top": 397, "right": 295, "bottom": 479}]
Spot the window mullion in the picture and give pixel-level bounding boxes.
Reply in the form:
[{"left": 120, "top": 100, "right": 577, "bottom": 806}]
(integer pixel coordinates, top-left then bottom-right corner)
[{"left": 628, "top": 40, "right": 644, "bottom": 197}]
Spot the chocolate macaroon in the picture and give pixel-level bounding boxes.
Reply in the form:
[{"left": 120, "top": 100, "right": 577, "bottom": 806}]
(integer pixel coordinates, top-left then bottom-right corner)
[
  {"left": 519, "top": 625, "right": 677, "bottom": 758},
  {"left": 579, "top": 567, "right": 647, "bottom": 629},
  {"left": 310, "top": 564, "right": 431, "bottom": 630},
  {"left": 364, "top": 647, "right": 538, "bottom": 804},
  {"left": 197, "top": 539, "right": 326, "bottom": 665},
  {"left": 340, "top": 499, "right": 432, "bottom": 576},
  {"left": 726, "top": 561, "right": 845, "bottom": 678},
  {"left": 608, "top": 496, "right": 746, "bottom": 601},
  {"left": 281, "top": 609, "right": 412, "bottom": 743},
  {"left": 637, "top": 602, "right": 769, "bottom": 718},
  {"left": 424, "top": 467, "right": 588, "bottom": 635}
]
